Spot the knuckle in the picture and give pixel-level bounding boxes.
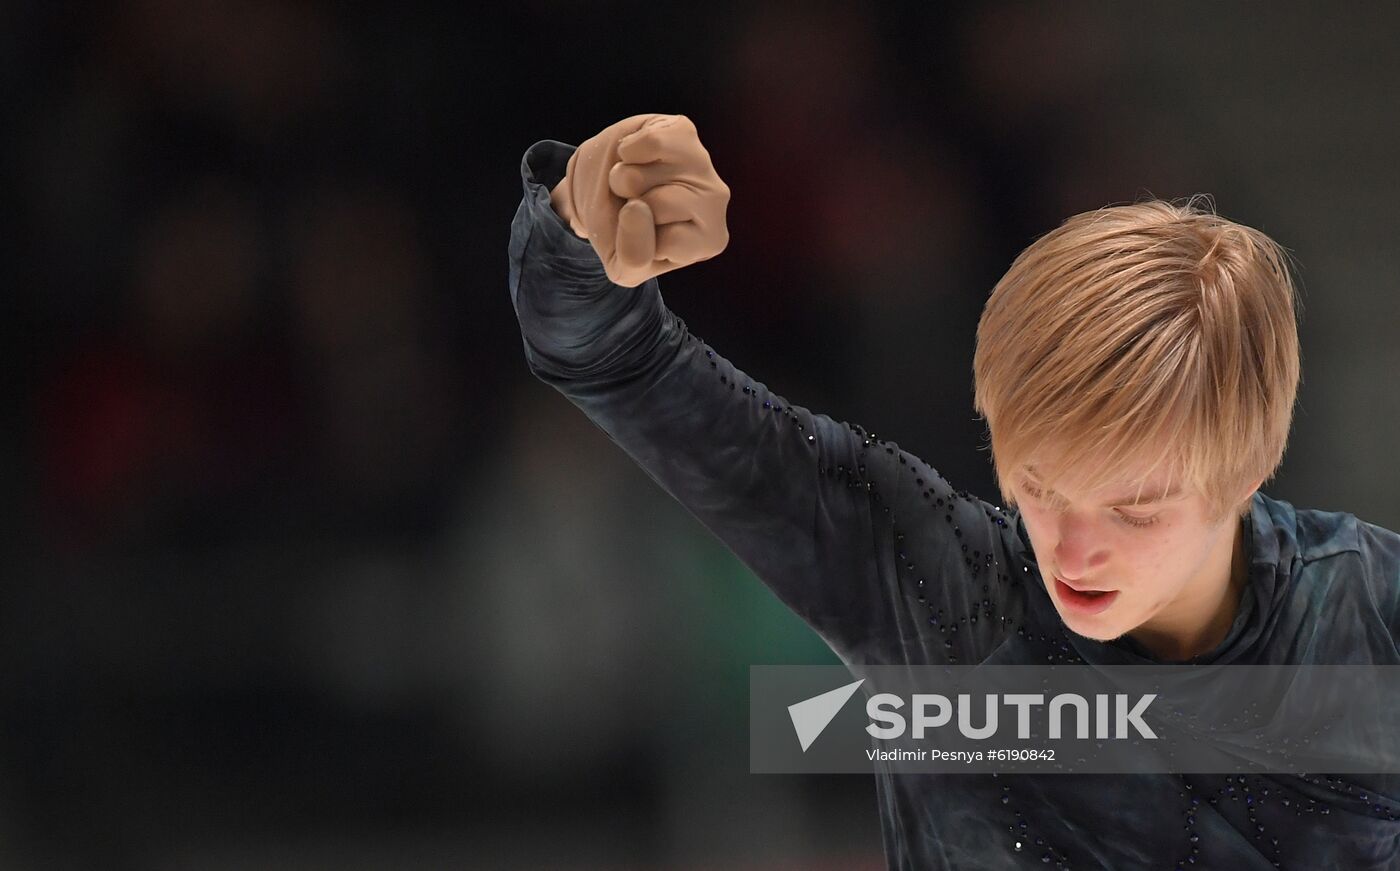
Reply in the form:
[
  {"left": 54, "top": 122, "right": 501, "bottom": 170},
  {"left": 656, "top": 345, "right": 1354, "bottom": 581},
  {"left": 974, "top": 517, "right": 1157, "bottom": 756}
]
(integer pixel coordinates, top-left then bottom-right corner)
[{"left": 611, "top": 166, "right": 635, "bottom": 194}]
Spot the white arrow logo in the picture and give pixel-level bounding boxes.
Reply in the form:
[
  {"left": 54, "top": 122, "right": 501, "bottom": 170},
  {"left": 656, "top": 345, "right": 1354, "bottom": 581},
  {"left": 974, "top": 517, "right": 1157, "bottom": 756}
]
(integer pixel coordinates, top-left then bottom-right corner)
[{"left": 787, "top": 679, "right": 866, "bottom": 752}]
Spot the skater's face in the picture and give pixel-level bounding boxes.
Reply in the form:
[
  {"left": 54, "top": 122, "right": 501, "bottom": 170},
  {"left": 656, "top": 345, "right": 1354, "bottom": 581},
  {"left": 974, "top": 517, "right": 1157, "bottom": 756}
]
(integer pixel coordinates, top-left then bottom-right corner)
[{"left": 1011, "top": 458, "right": 1248, "bottom": 655}]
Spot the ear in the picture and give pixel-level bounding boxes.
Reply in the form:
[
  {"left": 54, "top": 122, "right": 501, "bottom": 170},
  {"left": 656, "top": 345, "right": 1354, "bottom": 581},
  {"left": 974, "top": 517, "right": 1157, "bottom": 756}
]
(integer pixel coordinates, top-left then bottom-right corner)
[{"left": 1234, "top": 477, "right": 1266, "bottom": 517}]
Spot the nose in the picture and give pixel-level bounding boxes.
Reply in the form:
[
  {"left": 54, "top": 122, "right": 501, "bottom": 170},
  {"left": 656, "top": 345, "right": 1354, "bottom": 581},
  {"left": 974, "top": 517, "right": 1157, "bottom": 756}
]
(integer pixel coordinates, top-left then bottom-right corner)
[{"left": 1052, "top": 511, "right": 1110, "bottom": 580}]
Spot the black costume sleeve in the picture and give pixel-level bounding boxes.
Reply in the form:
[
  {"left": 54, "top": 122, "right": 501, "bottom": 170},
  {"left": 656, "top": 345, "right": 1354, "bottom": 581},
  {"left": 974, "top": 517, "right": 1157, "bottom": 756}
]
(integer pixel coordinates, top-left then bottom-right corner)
[{"left": 508, "top": 139, "right": 1030, "bottom": 667}]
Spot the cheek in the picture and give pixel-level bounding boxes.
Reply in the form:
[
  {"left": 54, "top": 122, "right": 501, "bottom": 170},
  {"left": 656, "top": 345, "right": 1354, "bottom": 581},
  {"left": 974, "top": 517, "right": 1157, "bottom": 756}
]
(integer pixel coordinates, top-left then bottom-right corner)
[
  {"left": 1122, "top": 522, "right": 1199, "bottom": 594},
  {"left": 1017, "top": 499, "right": 1053, "bottom": 530},
  {"left": 1017, "top": 507, "right": 1052, "bottom": 551},
  {"left": 1128, "top": 528, "right": 1177, "bottom": 566}
]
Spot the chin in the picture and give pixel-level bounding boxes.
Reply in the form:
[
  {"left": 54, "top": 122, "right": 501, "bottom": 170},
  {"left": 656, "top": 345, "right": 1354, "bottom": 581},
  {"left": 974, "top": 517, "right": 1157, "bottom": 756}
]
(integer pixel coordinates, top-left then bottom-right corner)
[
  {"left": 1057, "top": 611, "right": 1127, "bottom": 643},
  {"left": 1069, "top": 623, "right": 1126, "bottom": 643}
]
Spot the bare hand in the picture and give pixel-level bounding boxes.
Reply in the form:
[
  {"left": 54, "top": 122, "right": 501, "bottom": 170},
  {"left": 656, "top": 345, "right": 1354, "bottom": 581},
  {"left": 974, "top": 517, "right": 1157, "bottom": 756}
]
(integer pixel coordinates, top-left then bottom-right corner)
[{"left": 550, "top": 114, "right": 730, "bottom": 287}]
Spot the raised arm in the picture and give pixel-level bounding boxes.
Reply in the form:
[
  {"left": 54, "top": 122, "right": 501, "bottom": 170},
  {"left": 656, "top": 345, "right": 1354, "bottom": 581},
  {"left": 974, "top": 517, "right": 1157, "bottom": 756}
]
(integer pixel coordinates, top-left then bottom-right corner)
[{"left": 507, "top": 115, "right": 1030, "bottom": 666}]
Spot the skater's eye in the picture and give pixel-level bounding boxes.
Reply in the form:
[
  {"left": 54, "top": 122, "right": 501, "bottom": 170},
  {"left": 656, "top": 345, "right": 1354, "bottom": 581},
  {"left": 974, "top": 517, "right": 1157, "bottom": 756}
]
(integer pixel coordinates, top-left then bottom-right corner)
[
  {"left": 1115, "top": 510, "right": 1160, "bottom": 529},
  {"left": 1024, "top": 478, "right": 1158, "bottom": 529}
]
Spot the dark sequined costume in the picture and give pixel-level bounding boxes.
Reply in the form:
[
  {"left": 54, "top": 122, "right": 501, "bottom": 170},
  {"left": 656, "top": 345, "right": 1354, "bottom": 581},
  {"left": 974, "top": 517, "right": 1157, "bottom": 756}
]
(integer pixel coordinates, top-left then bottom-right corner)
[{"left": 509, "top": 139, "right": 1400, "bottom": 870}]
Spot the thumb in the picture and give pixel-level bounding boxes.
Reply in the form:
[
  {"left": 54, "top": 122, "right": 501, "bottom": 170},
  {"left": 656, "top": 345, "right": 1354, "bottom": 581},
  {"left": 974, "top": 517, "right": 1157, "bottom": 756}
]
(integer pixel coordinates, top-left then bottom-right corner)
[
  {"left": 550, "top": 176, "right": 587, "bottom": 239},
  {"left": 613, "top": 199, "right": 656, "bottom": 285}
]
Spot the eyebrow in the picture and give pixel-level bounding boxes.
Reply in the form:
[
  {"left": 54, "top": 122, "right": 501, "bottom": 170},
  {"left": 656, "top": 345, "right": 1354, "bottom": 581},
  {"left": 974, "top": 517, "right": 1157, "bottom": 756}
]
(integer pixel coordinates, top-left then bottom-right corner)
[{"left": 1022, "top": 466, "right": 1183, "bottom": 508}]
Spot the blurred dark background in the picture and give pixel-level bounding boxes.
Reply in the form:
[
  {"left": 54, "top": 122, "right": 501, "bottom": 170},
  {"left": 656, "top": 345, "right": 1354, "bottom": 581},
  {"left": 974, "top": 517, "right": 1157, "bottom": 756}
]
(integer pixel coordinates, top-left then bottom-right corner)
[{"left": 4, "top": 1, "right": 1399, "bottom": 868}]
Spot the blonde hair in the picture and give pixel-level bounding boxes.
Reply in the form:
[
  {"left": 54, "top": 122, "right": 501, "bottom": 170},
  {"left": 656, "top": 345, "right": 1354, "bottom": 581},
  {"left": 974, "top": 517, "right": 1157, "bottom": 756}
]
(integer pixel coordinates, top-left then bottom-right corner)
[{"left": 972, "top": 195, "right": 1302, "bottom": 523}]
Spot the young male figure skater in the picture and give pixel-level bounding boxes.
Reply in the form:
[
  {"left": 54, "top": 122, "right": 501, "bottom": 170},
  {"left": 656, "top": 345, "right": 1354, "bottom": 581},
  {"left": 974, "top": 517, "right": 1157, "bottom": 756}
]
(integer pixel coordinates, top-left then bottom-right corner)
[{"left": 508, "top": 113, "right": 1400, "bottom": 869}]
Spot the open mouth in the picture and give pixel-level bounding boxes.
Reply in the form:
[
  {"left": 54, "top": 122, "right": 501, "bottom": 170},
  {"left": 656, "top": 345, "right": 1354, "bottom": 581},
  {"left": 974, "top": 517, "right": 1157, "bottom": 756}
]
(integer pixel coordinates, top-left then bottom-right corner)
[{"left": 1054, "top": 577, "right": 1120, "bottom": 615}]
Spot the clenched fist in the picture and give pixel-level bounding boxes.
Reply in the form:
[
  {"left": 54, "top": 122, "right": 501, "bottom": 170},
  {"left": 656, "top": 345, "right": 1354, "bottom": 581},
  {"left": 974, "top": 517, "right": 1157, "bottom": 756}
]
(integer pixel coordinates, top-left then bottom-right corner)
[{"left": 550, "top": 114, "right": 730, "bottom": 288}]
